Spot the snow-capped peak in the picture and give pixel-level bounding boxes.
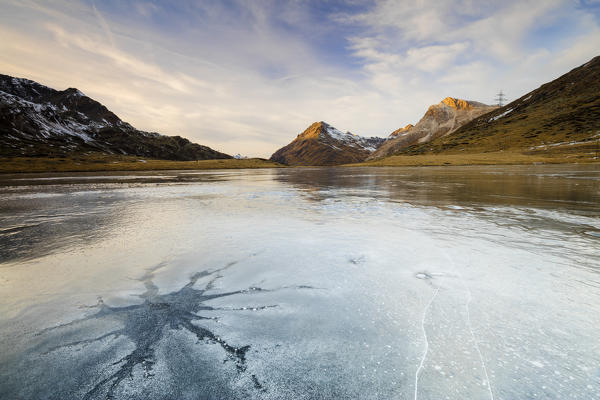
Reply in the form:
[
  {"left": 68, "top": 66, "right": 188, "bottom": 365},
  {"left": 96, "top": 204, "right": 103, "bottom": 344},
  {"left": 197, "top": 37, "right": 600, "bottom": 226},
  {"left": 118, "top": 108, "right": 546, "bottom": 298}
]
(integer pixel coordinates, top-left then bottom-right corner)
[{"left": 321, "top": 123, "right": 384, "bottom": 152}]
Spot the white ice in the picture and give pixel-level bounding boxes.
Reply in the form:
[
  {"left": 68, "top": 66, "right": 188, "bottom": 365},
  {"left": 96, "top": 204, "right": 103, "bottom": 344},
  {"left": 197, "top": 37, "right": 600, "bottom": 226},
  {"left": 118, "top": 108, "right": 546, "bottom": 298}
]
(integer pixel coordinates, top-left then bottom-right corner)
[{"left": 0, "top": 169, "right": 598, "bottom": 400}]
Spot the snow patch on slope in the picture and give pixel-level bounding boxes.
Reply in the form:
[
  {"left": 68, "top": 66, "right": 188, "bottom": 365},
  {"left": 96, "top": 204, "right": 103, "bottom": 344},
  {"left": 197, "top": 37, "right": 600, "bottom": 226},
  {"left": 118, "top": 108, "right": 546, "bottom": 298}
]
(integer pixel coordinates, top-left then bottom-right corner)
[
  {"left": 0, "top": 89, "right": 108, "bottom": 145},
  {"left": 490, "top": 108, "right": 514, "bottom": 122},
  {"left": 323, "top": 125, "right": 381, "bottom": 152}
]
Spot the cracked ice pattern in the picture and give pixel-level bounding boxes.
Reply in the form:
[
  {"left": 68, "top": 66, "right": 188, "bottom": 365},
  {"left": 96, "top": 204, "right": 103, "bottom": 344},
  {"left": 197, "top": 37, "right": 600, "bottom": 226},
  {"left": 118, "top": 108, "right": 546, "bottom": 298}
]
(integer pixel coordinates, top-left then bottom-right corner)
[{"left": 36, "top": 258, "right": 274, "bottom": 399}]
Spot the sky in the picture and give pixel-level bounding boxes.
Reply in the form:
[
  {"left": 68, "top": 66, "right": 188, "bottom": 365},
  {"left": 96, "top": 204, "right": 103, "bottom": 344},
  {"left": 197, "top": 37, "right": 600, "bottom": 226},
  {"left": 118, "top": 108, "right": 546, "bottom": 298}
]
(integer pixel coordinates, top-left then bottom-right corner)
[{"left": 1, "top": 0, "right": 599, "bottom": 157}]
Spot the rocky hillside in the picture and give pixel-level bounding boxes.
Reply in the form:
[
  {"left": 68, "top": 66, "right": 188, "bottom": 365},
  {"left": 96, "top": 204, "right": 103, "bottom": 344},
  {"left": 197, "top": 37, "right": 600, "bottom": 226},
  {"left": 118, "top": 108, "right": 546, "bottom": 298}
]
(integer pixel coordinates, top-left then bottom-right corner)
[
  {"left": 270, "top": 121, "right": 385, "bottom": 166},
  {"left": 392, "top": 55, "right": 600, "bottom": 157},
  {"left": 370, "top": 97, "right": 497, "bottom": 159},
  {"left": 0, "top": 74, "right": 230, "bottom": 160}
]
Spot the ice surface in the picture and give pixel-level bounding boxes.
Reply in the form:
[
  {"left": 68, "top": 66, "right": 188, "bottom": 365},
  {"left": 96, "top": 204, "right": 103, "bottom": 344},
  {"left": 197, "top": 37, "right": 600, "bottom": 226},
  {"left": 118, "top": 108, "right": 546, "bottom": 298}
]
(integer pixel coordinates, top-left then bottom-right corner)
[
  {"left": 0, "top": 165, "right": 598, "bottom": 399},
  {"left": 12, "top": 175, "right": 178, "bottom": 181}
]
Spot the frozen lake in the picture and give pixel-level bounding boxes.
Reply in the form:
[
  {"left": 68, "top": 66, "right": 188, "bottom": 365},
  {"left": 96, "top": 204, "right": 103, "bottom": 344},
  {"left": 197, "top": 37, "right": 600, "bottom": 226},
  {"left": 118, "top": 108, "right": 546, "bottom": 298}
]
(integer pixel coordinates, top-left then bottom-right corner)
[{"left": 0, "top": 165, "right": 599, "bottom": 400}]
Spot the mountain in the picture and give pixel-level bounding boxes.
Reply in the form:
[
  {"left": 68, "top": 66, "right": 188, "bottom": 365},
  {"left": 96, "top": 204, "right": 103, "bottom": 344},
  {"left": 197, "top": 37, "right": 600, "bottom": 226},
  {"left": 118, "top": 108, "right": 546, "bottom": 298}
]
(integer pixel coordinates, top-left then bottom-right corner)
[
  {"left": 388, "top": 55, "right": 600, "bottom": 158},
  {"left": 389, "top": 124, "right": 414, "bottom": 137},
  {"left": 370, "top": 97, "right": 497, "bottom": 159},
  {"left": 0, "top": 74, "right": 230, "bottom": 160},
  {"left": 270, "top": 121, "right": 385, "bottom": 166}
]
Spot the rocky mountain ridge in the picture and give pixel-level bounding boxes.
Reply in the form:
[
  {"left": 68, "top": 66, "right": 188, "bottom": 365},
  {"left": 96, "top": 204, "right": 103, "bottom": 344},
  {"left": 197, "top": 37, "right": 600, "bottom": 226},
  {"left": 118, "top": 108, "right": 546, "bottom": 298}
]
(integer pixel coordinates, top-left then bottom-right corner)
[
  {"left": 270, "top": 97, "right": 497, "bottom": 166},
  {"left": 369, "top": 97, "right": 497, "bottom": 159},
  {"left": 270, "top": 121, "right": 385, "bottom": 166},
  {"left": 0, "top": 74, "right": 230, "bottom": 160}
]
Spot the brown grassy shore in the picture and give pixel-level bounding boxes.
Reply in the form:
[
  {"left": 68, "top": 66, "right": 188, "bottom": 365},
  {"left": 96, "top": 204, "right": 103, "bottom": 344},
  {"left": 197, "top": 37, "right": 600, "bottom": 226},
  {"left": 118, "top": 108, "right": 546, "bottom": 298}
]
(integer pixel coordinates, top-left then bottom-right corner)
[
  {"left": 347, "top": 148, "right": 600, "bottom": 167},
  {"left": 0, "top": 153, "right": 283, "bottom": 173}
]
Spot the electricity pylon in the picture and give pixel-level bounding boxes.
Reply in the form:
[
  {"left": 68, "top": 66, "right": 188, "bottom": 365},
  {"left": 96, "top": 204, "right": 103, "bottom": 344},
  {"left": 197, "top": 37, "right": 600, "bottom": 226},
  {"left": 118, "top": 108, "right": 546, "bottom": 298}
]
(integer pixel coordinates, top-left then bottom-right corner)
[{"left": 495, "top": 90, "right": 507, "bottom": 107}]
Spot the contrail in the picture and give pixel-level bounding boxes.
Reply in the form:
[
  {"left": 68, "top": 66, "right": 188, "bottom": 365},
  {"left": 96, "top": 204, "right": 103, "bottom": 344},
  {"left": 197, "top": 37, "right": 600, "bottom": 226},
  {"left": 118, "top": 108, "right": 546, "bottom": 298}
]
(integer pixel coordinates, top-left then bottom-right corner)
[{"left": 92, "top": 3, "right": 116, "bottom": 48}]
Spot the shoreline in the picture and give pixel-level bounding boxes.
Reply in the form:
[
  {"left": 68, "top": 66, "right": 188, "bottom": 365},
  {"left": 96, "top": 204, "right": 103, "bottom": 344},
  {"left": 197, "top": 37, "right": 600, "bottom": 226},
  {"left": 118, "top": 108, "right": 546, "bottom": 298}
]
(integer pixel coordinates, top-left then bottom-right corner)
[
  {"left": 0, "top": 151, "right": 598, "bottom": 174},
  {"left": 0, "top": 155, "right": 284, "bottom": 174},
  {"left": 345, "top": 151, "right": 599, "bottom": 168}
]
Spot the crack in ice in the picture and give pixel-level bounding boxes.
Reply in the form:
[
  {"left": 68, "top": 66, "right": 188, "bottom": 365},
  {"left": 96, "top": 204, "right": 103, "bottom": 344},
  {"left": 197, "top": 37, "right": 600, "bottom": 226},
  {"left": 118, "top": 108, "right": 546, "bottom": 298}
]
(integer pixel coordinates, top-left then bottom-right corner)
[
  {"left": 443, "top": 250, "right": 495, "bottom": 400},
  {"left": 414, "top": 286, "right": 439, "bottom": 400}
]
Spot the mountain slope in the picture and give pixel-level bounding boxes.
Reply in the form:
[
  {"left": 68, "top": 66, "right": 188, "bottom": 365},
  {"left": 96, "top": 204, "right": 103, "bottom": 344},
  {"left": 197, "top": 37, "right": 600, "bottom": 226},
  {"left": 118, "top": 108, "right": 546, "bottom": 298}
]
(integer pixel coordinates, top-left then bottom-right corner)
[
  {"left": 370, "top": 97, "right": 497, "bottom": 159},
  {"left": 0, "top": 74, "right": 230, "bottom": 160},
  {"left": 270, "top": 121, "right": 385, "bottom": 166},
  {"left": 392, "top": 56, "right": 600, "bottom": 157}
]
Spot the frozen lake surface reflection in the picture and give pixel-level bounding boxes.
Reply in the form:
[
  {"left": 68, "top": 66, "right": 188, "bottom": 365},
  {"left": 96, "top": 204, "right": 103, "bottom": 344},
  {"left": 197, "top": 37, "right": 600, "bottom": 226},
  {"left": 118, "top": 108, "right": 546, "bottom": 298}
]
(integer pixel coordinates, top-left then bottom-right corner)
[{"left": 0, "top": 165, "right": 599, "bottom": 399}]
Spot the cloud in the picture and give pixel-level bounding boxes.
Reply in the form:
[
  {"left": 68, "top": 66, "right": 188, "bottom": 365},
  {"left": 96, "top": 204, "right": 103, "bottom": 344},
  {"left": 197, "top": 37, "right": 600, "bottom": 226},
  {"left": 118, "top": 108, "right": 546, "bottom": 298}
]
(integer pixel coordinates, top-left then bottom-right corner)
[
  {"left": 405, "top": 43, "right": 470, "bottom": 72},
  {"left": 340, "top": 0, "right": 600, "bottom": 105}
]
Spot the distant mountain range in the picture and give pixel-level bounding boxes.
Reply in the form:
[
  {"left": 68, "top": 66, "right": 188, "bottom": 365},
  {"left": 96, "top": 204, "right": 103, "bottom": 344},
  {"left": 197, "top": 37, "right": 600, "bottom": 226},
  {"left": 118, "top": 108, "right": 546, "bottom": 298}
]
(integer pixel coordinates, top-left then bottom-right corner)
[
  {"left": 271, "top": 55, "right": 599, "bottom": 165},
  {"left": 270, "top": 98, "right": 495, "bottom": 165},
  {"left": 0, "top": 75, "right": 230, "bottom": 160},
  {"left": 2, "top": 55, "right": 598, "bottom": 166}
]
